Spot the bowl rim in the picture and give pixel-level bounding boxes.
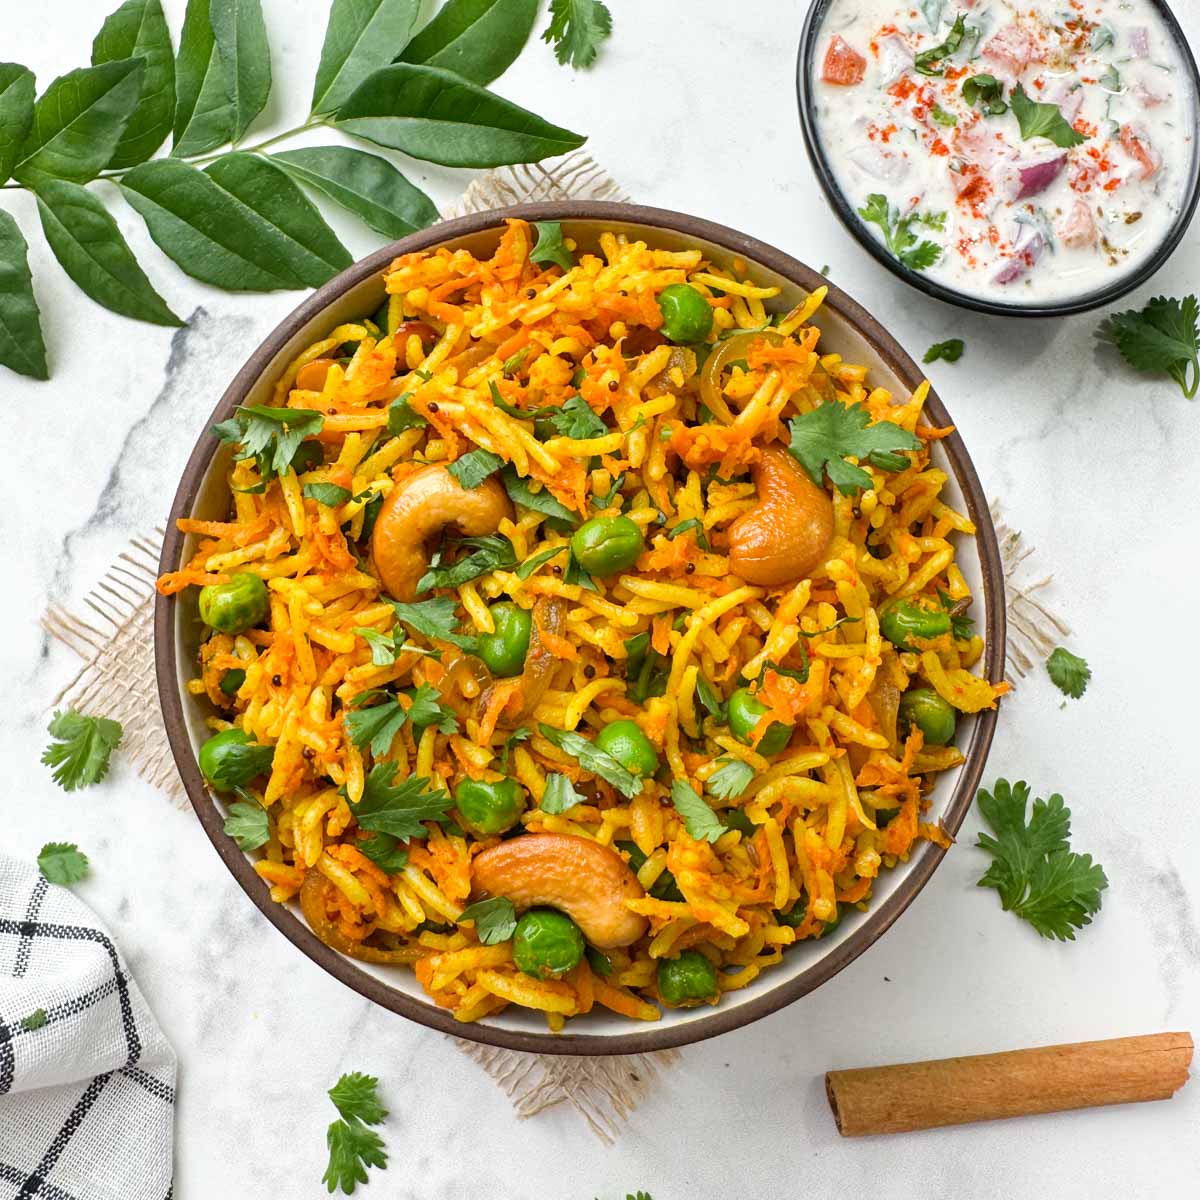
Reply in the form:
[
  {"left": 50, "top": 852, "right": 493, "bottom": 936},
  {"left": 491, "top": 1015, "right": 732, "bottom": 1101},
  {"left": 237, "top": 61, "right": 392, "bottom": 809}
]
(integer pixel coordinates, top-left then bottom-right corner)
[
  {"left": 795, "top": 0, "right": 1200, "bottom": 318},
  {"left": 155, "top": 199, "right": 1006, "bottom": 1055}
]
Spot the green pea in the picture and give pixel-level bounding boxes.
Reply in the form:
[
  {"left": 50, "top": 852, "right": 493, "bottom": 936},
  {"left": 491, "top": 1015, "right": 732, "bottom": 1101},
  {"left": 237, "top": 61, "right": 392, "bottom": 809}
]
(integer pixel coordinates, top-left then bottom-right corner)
[
  {"left": 476, "top": 602, "right": 532, "bottom": 677},
  {"left": 570, "top": 515, "right": 644, "bottom": 577},
  {"left": 198, "top": 572, "right": 269, "bottom": 635},
  {"left": 657, "top": 284, "right": 714, "bottom": 344},
  {"left": 727, "top": 687, "right": 792, "bottom": 755},
  {"left": 219, "top": 668, "right": 246, "bottom": 697},
  {"left": 879, "top": 600, "right": 951, "bottom": 651},
  {"left": 198, "top": 728, "right": 274, "bottom": 791},
  {"left": 898, "top": 687, "right": 957, "bottom": 746},
  {"left": 595, "top": 719, "right": 659, "bottom": 777},
  {"left": 657, "top": 949, "right": 719, "bottom": 1006},
  {"left": 454, "top": 777, "right": 527, "bottom": 836},
  {"left": 512, "top": 909, "right": 585, "bottom": 979}
]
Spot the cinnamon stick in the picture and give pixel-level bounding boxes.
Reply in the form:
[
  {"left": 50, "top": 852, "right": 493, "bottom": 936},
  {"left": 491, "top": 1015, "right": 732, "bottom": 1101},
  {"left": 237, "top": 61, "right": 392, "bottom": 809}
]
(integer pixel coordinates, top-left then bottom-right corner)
[{"left": 826, "top": 1032, "right": 1193, "bottom": 1137}]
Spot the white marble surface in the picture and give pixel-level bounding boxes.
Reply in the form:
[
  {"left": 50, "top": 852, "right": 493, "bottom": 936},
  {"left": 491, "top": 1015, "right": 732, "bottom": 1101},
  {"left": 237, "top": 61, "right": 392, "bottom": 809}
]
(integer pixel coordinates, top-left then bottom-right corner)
[{"left": 3, "top": 2, "right": 1199, "bottom": 1196}]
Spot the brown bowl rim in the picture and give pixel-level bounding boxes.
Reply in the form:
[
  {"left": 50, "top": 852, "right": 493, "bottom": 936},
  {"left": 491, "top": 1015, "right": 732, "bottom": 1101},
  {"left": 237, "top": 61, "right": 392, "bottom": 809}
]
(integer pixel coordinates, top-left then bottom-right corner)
[{"left": 155, "top": 199, "right": 1006, "bottom": 1056}]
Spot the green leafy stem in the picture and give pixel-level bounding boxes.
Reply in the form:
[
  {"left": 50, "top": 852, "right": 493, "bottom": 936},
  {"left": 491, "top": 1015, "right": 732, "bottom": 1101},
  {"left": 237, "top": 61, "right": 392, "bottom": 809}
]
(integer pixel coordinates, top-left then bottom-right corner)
[{"left": 0, "top": 0, "right": 612, "bottom": 381}]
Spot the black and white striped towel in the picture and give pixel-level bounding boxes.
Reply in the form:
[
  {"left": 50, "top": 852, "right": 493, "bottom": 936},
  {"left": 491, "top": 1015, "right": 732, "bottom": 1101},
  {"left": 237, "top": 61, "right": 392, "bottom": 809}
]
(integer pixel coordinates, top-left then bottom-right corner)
[{"left": 0, "top": 854, "right": 175, "bottom": 1199}]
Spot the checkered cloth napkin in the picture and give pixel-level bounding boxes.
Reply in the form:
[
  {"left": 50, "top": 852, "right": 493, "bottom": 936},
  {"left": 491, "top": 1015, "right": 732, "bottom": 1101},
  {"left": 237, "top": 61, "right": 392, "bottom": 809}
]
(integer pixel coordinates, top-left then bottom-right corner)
[{"left": 0, "top": 854, "right": 175, "bottom": 1199}]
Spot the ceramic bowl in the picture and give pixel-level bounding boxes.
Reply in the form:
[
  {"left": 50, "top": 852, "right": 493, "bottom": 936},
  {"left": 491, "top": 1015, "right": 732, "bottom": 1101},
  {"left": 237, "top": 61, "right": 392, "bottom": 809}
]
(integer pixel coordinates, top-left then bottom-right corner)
[{"left": 156, "top": 201, "right": 1006, "bottom": 1054}]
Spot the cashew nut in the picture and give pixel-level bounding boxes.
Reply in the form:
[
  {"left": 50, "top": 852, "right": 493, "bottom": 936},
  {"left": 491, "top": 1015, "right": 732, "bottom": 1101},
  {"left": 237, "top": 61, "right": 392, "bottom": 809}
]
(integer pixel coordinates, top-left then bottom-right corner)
[
  {"left": 471, "top": 833, "right": 648, "bottom": 949},
  {"left": 727, "top": 447, "right": 834, "bottom": 586},
  {"left": 371, "top": 464, "right": 513, "bottom": 601}
]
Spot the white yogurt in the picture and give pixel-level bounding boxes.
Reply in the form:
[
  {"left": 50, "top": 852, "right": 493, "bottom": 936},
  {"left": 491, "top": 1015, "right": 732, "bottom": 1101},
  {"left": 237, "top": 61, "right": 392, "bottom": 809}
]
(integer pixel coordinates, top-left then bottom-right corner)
[{"left": 810, "top": 0, "right": 1197, "bottom": 304}]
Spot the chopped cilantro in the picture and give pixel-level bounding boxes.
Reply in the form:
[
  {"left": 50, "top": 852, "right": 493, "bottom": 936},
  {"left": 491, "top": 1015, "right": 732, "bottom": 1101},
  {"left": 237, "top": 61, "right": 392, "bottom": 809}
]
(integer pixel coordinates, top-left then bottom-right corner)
[
  {"left": 386, "top": 597, "right": 478, "bottom": 652},
  {"left": 501, "top": 465, "right": 580, "bottom": 530},
  {"left": 223, "top": 799, "right": 270, "bottom": 851},
  {"left": 20, "top": 1009, "right": 47, "bottom": 1032},
  {"left": 303, "top": 483, "right": 352, "bottom": 507},
  {"left": 549, "top": 394, "right": 607, "bottom": 440},
  {"left": 350, "top": 765, "right": 452, "bottom": 840},
  {"left": 706, "top": 760, "right": 754, "bottom": 801},
  {"left": 1010, "top": 83, "right": 1085, "bottom": 148},
  {"left": 538, "top": 724, "right": 642, "bottom": 799},
  {"left": 787, "top": 401, "right": 921, "bottom": 495},
  {"left": 539, "top": 772, "right": 587, "bottom": 815},
  {"left": 357, "top": 832, "right": 409, "bottom": 873},
  {"left": 962, "top": 73, "right": 1008, "bottom": 115},
  {"left": 529, "top": 220, "right": 575, "bottom": 270},
  {"left": 515, "top": 544, "right": 568, "bottom": 580},
  {"left": 665, "top": 517, "right": 710, "bottom": 550},
  {"left": 670, "top": 779, "right": 726, "bottom": 843},
  {"left": 417, "top": 534, "right": 516, "bottom": 593},
  {"left": 344, "top": 693, "right": 408, "bottom": 758},
  {"left": 212, "top": 405, "right": 325, "bottom": 480},
  {"left": 458, "top": 896, "right": 518, "bottom": 944},
  {"left": 447, "top": 448, "right": 505, "bottom": 490},
  {"left": 914, "top": 13, "right": 966, "bottom": 75},
  {"left": 386, "top": 392, "right": 425, "bottom": 434}
]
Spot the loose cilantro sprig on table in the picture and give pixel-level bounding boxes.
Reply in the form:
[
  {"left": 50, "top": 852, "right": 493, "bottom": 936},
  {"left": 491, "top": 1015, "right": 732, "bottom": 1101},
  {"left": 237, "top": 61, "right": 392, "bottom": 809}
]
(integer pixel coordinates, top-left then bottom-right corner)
[
  {"left": 349, "top": 765, "right": 452, "bottom": 841},
  {"left": 538, "top": 725, "right": 642, "bottom": 799},
  {"left": 670, "top": 780, "right": 726, "bottom": 843},
  {"left": 458, "top": 896, "right": 518, "bottom": 945},
  {"left": 975, "top": 779, "right": 1108, "bottom": 941},
  {"left": 1010, "top": 83, "right": 1085, "bottom": 148},
  {"left": 857, "top": 194, "right": 946, "bottom": 272},
  {"left": 529, "top": 219, "right": 575, "bottom": 270},
  {"left": 924, "top": 338, "right": 964, "bottom": 365},
  {"left": 787, "top": 401, "right": 921, "bottom": 495},
  {"left": 1046, "top": 647, "right": 1091, "bottom": 700},
  {"left": 37, "top": 842, "right": 89, "bottom": 885},
  {"left": 41, "top": 710, "right": 123, "bottom": 792},
  {"left": 322, "top": 1072, "right": 388, "bottom": 1195},
  {"left": 543, "top": 0, "right": 613, "bottom": 70},
  {"left": 1099, "top": 295, "right": 1200, "bottom": 399}
]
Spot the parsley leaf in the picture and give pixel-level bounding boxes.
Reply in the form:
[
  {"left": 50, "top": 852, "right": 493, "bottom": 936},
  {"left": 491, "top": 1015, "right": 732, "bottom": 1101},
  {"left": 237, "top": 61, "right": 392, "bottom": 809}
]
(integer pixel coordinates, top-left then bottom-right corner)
[
  {"left": 329, "top": 1072, "right": 388, "bottom": 1126},
  {"left": 540, "top": 772, "right": 587, "bottom": 814},
  {"left": 515, "top": 544, "right": 568, "bottom": 580},
  {"left": 350, "top": 764, "right": 452, "bottom": 840},
  {"left": 914, "top": 13, "right": 966, "bottom": 75},
  {"left": 857, "top": 194, "right": 945, "bottom": 271},
  {"left": 303, "top": 483, "right": 351, "bottom": 507},
  {"left": 670, "top": 779, "right": 726, "bottom": 843},
  {"left": 529, "top": 220, "right": 575, "bottom": 270},
  {"left": 323, "top": 1076, "right": 387, "bottom": 1194},
  {"left": 387, "top": 597, "right": 478, "bottom": 652},
  {"left": 20, "top": 1009, "right": 47, "bottom": 1032},
  {"left": 386, "top": 392, "right": 425, "bottom": 434},
  {"left": 447, "top": 448, "right": 505, "bottom": 490},
  {"left": 1010, "top": 83, "right": 1085, "bottom": 148},
  {"left": 222, "top": 800, "right": 270, "bottom": 851},
  {"left": 787, "top": 402, "right": 921, "bottom": 495},
  {"left": 923, "top": 338, "right": 964, "bottom": 364},
  {"left": 502, "top": 465, "right": 580, "bottom": 530},
  {"left": 417, "top": 535, "right": 516, "bottom": 593},
  {"left": 962, "top": 73, "right": 1008, "bottom": 115},
  {"left": 214, "top": 405, "right": 325, "bottom": 480},
  {"left": 1099, "top": 295, "right": 1200, "bottom": 399},
  {"left": 344, "top": 693, "right": 408, "bottom": 758},
  {"left": 357, "top": 832, "right": 408, "bottom": 873},
  {"left": 459, "top": 896, "right": 518, "bottom": 944},
  {"left": 405, "top": 682, "right": 458, "bottom": 734},
  {"left": 1046, "top": 647, "right": 1091, "bottom": 700},
  {"left": 37, "top": 842, "right": 89, "bottom": 885},
  {"left": 542, "top": 0, "right": 613, "bottom": 69},
  {"left": 706, "top": 760, "right": 754, "bottom": 801},
  {"left": 549, "top": 394, "right": 606, "bottom": 440},
  {"left": 538, "top": 724, "right": 643, "bottom": 799},
  {"left": 975, "top": 779, "right": 1108, "bottom": 940},
  {"left": 41, "top": 710, "right": 123, "bottom": 792}
]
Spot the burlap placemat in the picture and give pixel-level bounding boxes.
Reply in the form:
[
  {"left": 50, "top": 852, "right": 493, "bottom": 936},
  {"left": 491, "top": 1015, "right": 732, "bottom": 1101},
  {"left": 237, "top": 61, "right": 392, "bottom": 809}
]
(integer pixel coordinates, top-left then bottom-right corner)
[{"left": 40, "top": 155, "right": 1065, "bottom": 1140}]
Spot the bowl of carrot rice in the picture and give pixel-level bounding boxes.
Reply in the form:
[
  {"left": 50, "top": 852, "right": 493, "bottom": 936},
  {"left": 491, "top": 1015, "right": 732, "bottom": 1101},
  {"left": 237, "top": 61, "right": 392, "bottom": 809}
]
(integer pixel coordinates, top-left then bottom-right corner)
[{"left": 155, "top": 201, "right": 1006, "bottom": 1055}]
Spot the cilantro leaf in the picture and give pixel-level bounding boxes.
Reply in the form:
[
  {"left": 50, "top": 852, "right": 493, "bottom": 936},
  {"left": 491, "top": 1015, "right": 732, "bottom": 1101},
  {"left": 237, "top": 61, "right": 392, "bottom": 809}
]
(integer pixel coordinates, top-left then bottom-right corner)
[
  {"left": 200, "top": 735, "right": 274, "bottom": 791},
  {"left": 502, "top": 465, "right": 580, "bottom": 530},
  {"left": 787, "top": 402, "right": 921, "bottom": 495},
  {"left": 323, "top": 1119, "right": 386, "bottom": 1194},
  {"left": 1010, "top": 83, "right": 1085, "bottom": 148},
  {"left": 386, "top": 392, "right": 425, "bottom": 434},
  {"left": 329, "top": 1073, "right": 388, "bottom": 1126},
  {"left": 405, "top": 682, "right": 458, "bottom": 734},
  {"left": 549, "top": 395, "right": 606, "bottom": 440},
  {"left": 856, "top": 194, "right": 945, "bottom": 271},
  {"left": 763, "top": 653, "right": 810, "bottom": 685},
  {"left": 515, "top": 544, "right": 568, "bottom": 580},
  {"left": 923, "top": 338, "right": 964, "bottom": 364},
  {"left": 344, "top": 694, "right": 409, "bottom": 758},
  {"left": 538, "top": 724, "right": 643, "bottom": 799},
  {"left": 354, "top": 627, "right": 397, "bottom": 667},
  {"left": 303, "top": 483, "right": 352, "bottom": 507},
  {"left": 499, "top": 725, "right": 533, "bottom": 771},
  {"left": 447, "top": 448, "right": 505, "bottom": 490},
  {"left": 222, "top": 800, "right": 270, "bottom": 851},
  {"left": 563, "top": 550, "right": 599, "bottom": 592},
  {"left": 914, "top": 12, "right": 966, "bottom": 75},
  {"left": 417, "top": 534, "right": 516, "bottom": 593},
  {"left": 586, "top": 947, "right": 613, "bottom": 976},
  {"left": 529, "top": 219, "right": 575, "bottom": 270},
  {"left": 542, "top": 0, "right": 613, "bottom": 69},
  {"left": 386, "top": 597, "right": 478, "bottom": 652},
  {"left": 41, "top": 710, "right": 123, "bottom": 792},
  {"left": 938, "top": 589, "right": 975, "bottom": 639},
  {"left": 540, "top": 772, "right": 587, "bottom": 814},
  {"left": 694, "top": 674, "right": 727, "bottom": 723},
  {"left": 502, "top": 347, "right": 530, "bottom": 376},
  {"left": 665, "top": 517, "right": 710, "bottom": 550},
  {"left": 357, "top": 832, "right": 408, "bottom": 873},
  {"left": 962, "top": 73, "right": 1008, "bottom": 115},
  {"left": 706, "top": 760, "right": 754, "bottom": 801},
  {"left": 37, "top": 842, "right": 89, "bottom": 885},
  {"left": 458, "top": 896, "right": 518, "bottom": 945},
  {"left": 930, "top": 103, "right": 957, "bottom": 127},
  {"left": 975, "top": 778, "right": 1108, "bottom": 941},
  {"left": 215, "top": 405, "right": 326, "bottom": 480},
  {"left": 1099, "top": 295, "right": 1200, "bottom": 398},
  {"left": 350, "top": 764, "right": 452, "bottom": 840},
  {"left": 487, "top": 379, "right": 560, "bottom": 421},
  {"left": 624, "top": 632, "right": 668, "bottom": 704},
  {"left": 20, "top": 1009, "right": 47, "bottom": 1032},
  {"left": 1046, "top": 647, "right": 1091, "bottom": 700},
  {"left": 670, "top": 779, "right": 726, "bottom": 843}
]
